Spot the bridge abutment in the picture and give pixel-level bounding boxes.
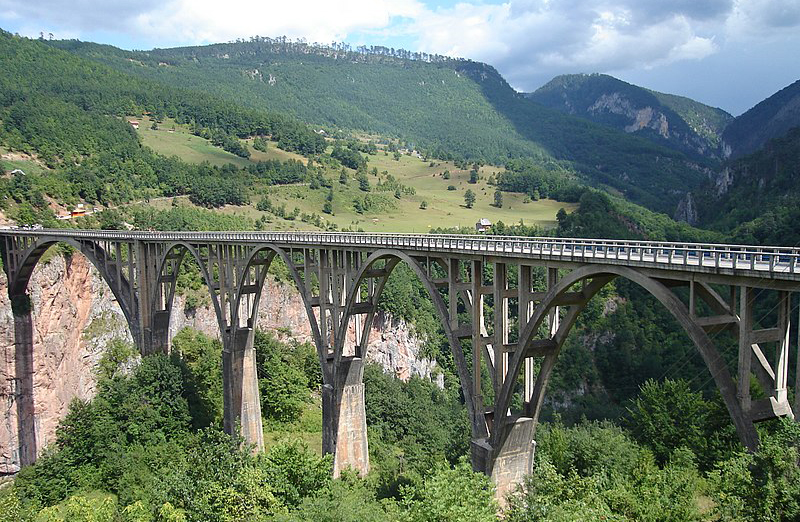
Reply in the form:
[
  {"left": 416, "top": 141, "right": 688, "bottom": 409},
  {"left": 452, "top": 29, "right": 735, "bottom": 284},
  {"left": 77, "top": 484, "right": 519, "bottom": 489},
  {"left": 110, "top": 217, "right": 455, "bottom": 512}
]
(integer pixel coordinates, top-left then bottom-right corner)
[
  {"left": 222, "top": 327, "right": 264, "bottom": 451},
  {"left": 472, "top": 416, "right": 536, "bottom": 502},
  {"left": 323, "top": 356, "right": 369, "bottom": 477}
]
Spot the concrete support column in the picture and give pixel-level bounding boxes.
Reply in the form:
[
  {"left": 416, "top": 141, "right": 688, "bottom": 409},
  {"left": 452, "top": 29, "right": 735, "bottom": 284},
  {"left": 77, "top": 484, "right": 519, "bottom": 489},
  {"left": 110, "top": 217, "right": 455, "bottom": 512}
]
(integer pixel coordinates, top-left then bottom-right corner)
[
  {"left": 150, "top": 310, "right": 171, "bottom": 354},
  {"left": 471, "top": 416, "right": 536, "bottom": 503},
  {"left": 323, "top": 357, "right": 369, "bottom": 477},
  {"left": 222, "top": 327, "right": 264, "bottom": 452},
  {"left": 12, "top": 295, "right": 37, "bottom": 467}
]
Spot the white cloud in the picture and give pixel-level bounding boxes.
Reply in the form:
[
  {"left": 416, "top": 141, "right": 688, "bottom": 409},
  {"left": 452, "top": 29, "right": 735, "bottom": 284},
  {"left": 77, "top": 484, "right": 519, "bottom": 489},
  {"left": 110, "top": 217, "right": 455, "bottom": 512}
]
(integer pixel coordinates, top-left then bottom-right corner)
[
  {"left": 728, "top": 0, "right": 800, "bottom": 37},
  {"left": 411, "top": 1, "right": 726, "bottom": 91},
  {"left": 134, "top": 0, "right": 424, "bottom": 46}
]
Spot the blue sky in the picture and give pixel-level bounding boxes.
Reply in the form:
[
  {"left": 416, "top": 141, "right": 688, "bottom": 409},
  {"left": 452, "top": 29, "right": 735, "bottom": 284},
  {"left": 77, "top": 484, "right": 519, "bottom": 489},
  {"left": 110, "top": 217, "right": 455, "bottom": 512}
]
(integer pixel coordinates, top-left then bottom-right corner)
[{"left": 1, "top": 0, "right": 798, "bottom": 115}]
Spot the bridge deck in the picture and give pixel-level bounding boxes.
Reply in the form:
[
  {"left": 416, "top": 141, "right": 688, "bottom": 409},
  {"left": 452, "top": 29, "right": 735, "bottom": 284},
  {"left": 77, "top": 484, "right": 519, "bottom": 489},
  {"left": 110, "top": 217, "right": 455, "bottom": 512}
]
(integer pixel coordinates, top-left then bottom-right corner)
[{"left": 5, "top": 229, "right": 800, "bottom": 286}]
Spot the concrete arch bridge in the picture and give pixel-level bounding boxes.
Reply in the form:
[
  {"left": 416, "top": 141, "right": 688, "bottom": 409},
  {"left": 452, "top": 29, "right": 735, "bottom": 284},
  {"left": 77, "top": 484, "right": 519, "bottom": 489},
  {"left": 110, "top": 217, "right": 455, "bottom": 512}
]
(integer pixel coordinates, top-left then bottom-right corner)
[{"left": 3, "top": 229, "right": 800, "bottom": 497}]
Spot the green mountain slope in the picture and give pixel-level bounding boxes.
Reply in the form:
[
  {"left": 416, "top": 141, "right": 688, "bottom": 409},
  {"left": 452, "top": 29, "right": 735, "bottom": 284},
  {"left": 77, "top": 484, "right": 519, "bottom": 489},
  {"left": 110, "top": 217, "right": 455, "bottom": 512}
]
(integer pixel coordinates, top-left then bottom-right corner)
[
  {"left": 721, "top": 78, "right": 800, "bottom": 159},
  {"left": 47, "top": 38, "right": 708, "bottom": 214},
  {"left": 697, "top": 126, "right": 800, "bottom": 244},
  {"left": 528, "top": 73, "right": 731, "bottom": 160},
  {"left": 0, "top": 31, "right": 325, "bottom": 216}
]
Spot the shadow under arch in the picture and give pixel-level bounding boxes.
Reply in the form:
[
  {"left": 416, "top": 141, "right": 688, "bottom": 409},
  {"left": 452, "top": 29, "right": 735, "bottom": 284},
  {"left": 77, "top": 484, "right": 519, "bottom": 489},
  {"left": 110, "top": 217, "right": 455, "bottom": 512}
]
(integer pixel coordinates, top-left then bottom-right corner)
[
  {"left": 497, "top": 264, "right": 758, "bottom": 451},
  {"left": 334, "top": 249, "right": 483, "bottom": 437}
]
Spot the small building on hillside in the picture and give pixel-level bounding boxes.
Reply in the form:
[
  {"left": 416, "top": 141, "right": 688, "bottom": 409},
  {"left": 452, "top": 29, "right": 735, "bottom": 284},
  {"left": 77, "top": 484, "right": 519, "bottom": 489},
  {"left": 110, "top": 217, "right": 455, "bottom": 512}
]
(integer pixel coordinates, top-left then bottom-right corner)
[
  {"left": 476, "top": 218, "right": 492, "bottom": 232},
  {"left": 71, "top": 204, "right": 86, "bottom": 218},
  {"left": 129, "top": 120, "right": 140, "bottom": 129}
]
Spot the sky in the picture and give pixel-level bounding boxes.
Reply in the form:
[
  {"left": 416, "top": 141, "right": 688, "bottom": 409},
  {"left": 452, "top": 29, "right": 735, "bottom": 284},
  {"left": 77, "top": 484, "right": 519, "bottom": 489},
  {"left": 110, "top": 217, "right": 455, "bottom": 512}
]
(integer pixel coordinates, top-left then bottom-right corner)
[{"left": 1, "top": 0, "right": 798, "bottom": 116}]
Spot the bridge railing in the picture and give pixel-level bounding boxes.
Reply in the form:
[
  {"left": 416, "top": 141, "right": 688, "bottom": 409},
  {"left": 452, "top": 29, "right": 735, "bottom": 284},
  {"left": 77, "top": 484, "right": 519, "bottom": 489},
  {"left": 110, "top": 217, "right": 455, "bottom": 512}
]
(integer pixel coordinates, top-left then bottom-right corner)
[{"left": 4, "top": 229, "right": 800, "bottom": 277}]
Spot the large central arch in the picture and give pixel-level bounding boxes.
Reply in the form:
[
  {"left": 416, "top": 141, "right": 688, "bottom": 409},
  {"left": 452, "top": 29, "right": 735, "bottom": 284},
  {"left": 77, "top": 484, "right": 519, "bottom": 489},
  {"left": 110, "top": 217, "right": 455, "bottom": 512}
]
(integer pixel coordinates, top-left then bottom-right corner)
[{"left": 498, "top": 264, "right": 758, "bottom": 450}]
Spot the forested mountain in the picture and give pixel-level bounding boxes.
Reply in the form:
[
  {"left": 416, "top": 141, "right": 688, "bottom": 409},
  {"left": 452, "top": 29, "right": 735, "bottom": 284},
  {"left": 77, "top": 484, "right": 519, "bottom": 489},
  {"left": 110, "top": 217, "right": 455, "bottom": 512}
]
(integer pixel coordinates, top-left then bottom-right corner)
[
  {"left": 527, "top": 73, "right": 732, "bottom": 160},
  {"left": 695, "top": 126, "right": 800, "bottom": 244},
  {"left": 0, "top": 30, "right": 325, "bottom": 220},
  {"left": 722, "top": 78, "right": 800, "bottom": 159},
  {"left": 45, "top": 37, "right": 711, "bottom": 213}
]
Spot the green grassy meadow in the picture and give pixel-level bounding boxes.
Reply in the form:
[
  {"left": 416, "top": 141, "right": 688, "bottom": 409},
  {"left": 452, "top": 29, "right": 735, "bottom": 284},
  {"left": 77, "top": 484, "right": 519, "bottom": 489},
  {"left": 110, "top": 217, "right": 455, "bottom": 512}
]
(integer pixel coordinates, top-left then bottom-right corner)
[
  {"left": 134, "top": 117, "right": 306, "bottom": 167},
  {"left": 130, "top": 123, "right": 575, "bottom": 232}
]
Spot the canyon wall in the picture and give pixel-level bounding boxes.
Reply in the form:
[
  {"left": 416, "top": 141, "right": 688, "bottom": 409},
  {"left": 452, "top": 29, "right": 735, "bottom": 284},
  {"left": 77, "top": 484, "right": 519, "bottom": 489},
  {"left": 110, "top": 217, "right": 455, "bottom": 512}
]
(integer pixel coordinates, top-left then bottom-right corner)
[{"left": 0, "top": 253, "right": 436, "bottom": 473}]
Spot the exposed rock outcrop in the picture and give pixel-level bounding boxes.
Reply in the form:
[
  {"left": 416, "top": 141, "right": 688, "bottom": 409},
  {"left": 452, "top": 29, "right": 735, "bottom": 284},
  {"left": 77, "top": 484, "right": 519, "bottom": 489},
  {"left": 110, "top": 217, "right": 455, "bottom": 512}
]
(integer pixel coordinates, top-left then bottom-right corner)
[
  {"left": 673, "top": 192, "right": 699, "bottom": 225},
  {"left": 0, "top": 253, "right": 435, "bottom": 473}
]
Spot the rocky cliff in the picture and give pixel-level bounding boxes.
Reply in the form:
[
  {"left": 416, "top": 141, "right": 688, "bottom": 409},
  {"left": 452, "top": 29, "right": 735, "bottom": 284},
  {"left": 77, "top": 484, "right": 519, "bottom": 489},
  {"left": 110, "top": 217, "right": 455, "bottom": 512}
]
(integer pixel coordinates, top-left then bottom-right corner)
[{"left": 0, "top": 253, "right": 436, "bottom": 473}]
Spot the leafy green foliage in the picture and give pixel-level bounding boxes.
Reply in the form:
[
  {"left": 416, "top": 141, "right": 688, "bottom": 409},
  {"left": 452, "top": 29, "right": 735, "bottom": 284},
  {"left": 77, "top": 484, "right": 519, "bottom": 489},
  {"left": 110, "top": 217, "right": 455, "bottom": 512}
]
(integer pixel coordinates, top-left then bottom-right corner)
[
  {"left": 626, "top": 378, "right": 737, "bottom": 469},
  {"left": 506, "top": 420, "right": 704, "bottom": 522},
  {"left": 710, "top": 419, "right": 800, "bottom": 521},
  {"left": 400, "top": 462, "right": 498, "bottom": 522},
  {"left": 254, "top": 331, "right": 317, "bottom": 423}
]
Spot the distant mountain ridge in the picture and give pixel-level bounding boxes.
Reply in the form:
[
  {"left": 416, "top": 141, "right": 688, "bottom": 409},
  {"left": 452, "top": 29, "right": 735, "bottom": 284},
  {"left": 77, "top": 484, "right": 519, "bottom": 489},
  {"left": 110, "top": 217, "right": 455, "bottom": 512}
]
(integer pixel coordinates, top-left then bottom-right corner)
[
  {"left": 46, "top": 37, "right": 710, "bottom": 214},
  {"left": 721, "top": 78, "right": 800, "bottom": 159},
  {"left": 527, "top": 73, "right": 732, "bottom": 160}
]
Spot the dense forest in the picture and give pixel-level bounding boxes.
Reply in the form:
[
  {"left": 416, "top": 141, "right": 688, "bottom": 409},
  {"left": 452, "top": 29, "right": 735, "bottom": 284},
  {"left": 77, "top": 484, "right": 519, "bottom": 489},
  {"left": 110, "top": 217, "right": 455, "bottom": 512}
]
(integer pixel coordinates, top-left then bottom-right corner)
[{"left": 1, "top": 326, "right": 798, "bottom": 521}]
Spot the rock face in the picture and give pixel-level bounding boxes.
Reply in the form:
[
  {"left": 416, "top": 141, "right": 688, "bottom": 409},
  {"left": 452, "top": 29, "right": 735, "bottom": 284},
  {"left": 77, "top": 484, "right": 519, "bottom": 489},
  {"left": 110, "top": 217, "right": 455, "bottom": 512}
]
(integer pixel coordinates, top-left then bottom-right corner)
[
  {"left": 0, "top": 253, "right": 435, "bottom": 473},
  {"left": 673, "top": 192, "right": 699, "bottom": 225}
]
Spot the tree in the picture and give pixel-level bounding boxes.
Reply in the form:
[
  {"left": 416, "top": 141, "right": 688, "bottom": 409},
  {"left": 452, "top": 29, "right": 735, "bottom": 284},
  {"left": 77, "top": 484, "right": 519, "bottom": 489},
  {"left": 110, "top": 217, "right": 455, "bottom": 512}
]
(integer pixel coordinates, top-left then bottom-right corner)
[
  {"left": 323, "top": 201, "right": 333, "bottom": 215},
  {"left": 493, "top": 190, "right": 503, "bottom": 208},
  {"left": 627, "top": 378, "right": 709, "bottom": 466},
  {"left": 419, "top": 200, "right": 428, "bottom": 210},
  {"left": 464, "top": 189, "right": 476, "bottom": 208},
  {"left": 339, "top": 170, "right": 348, "bottom": 185},
  {"left": 358, "top": 175, "right": 370, "bottom": 192},
  {"left": 469, "top": 169, "right": 478, "bottom": 184},
  {"left": 556, "top": 207, "right": 568, "bottom": 227}
]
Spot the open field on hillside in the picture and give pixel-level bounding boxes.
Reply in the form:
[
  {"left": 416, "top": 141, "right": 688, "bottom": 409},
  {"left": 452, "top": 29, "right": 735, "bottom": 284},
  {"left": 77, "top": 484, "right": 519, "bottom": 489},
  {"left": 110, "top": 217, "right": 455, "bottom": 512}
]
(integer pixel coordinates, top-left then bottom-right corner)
[
  {"left": 134, "top": 117, "right": 306, "bottom": 167},
  {"left": 0, "top": 148, "right": 48, "bottom": 176},
  {"left": 116, "top": 122, "right": 577, "bottom": 232}
]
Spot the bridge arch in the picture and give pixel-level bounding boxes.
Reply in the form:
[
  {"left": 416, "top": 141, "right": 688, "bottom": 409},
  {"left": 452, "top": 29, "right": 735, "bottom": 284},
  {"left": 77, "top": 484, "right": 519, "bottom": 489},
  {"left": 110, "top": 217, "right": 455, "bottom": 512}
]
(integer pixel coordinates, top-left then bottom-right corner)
[
  {"left": 335, "top": 249, "right": 481, "bottom": 436},
  {"left": 151, "top": 241, "right": 228, "bottom": 337},
  {"left": 231, "top": 244, "right": 323, "bottom": 361},
  {"left": 497, "top": 264, "right": 758, "bottom": 450},
  {"left": 2, "top": 237, "right": 138, "bottom": 469},
  {"left": 9, "top": 237, "right": 137, "bottom": 339}
]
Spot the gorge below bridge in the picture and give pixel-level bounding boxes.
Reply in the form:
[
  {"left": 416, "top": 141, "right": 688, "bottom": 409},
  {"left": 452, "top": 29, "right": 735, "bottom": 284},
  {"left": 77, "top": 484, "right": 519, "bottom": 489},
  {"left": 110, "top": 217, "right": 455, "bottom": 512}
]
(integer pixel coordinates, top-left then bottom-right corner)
[{"left": 3, "top": 229, "right": 800, "bottom": 498}]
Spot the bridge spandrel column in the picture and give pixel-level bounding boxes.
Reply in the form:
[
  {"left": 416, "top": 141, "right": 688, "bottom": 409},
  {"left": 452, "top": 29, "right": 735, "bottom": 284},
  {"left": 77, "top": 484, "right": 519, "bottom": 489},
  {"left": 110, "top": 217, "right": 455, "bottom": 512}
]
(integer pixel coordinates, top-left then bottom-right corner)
[
  {"left": 222, "top": 327, "right": 264, "bottom": 452},
  {"left": 323, "top": 357, "right": 369, "bottom": 477},
  {"left": 471, "top": 416, "right": 536, "bottom": 503}
]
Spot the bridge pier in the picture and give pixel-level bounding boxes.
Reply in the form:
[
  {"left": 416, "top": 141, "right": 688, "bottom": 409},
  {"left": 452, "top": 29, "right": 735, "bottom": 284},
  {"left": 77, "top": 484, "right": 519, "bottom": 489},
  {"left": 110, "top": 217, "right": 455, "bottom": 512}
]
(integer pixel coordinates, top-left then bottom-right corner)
[
  {"left": 471, "top": 416, "right": 536, "bottom": 502},
  {"left": 323, "top": 357, "right": 369, "bottom": 477},
  {"left": 222, "top": 327, "right": 264, "bottom": 451},
  {"left": 12, "top": 296, "right": 37, "bottom": 468}
]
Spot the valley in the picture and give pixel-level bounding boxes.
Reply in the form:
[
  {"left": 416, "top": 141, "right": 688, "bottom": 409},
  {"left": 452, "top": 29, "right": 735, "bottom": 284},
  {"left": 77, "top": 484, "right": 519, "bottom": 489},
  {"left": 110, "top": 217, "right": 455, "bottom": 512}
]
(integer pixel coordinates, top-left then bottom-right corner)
[{"left": 0, "top": 24, "right": 799, "bottom": 522}]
